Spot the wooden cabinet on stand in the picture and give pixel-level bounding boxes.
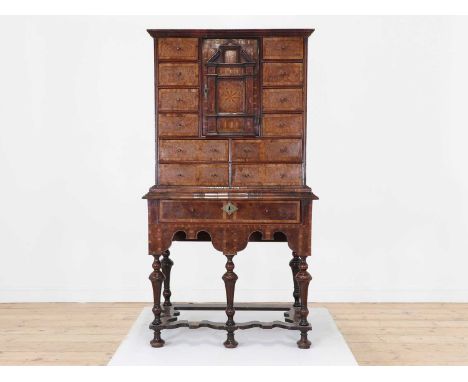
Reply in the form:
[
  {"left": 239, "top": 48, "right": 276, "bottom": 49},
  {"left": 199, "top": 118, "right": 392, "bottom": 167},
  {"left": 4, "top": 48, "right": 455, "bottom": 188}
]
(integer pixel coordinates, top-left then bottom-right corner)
[{"left": 143, "top": 29, "right": 318, "bottom": 349}]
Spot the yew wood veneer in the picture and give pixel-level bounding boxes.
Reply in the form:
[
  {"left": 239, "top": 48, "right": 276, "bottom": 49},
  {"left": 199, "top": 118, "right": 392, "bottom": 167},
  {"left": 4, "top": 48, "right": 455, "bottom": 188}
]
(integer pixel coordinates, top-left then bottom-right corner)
[{"left": 143, "top": 29, "right": 318, "bottom": 349}]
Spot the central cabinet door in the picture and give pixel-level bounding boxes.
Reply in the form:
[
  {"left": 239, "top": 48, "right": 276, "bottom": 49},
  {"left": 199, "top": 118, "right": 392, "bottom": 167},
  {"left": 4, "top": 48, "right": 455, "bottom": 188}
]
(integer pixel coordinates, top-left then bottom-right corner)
[{"left": 202, "top": 39, "right": 260, "bottom": 136}]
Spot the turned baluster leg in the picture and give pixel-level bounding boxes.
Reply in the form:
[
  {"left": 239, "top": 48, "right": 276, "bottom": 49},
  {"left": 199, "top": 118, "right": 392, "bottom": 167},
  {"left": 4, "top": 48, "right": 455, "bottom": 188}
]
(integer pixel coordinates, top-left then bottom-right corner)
[
  {"left": 295, "top": 256, "right": 312, "bottom": 349},
  {"left": 161, "top": 250, "right": 173, "bottom": 307},
  {"left": 222, "top": 254, "right": 238, "bottom": 348},
  {"left": 149, "top": 253, "right": 165, "bottom": 348},
  {"left": 289, "top": 251, "right": 301, "bottom": 308}
]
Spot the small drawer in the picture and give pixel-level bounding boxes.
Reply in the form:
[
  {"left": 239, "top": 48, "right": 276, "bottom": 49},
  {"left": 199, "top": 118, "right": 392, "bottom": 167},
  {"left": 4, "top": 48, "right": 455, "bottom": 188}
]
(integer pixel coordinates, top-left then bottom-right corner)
[
  {"left": 159, "top": 140, "right": 228, "bottom": 162},
  {"left": 232, "top": 139, "right": 302, "bottom": 162},
  {"left": 232, "top": 164, "right": 302, "bottom": 186},
  {"left": 158, "top": 89, "right": 199, "bottom": 112},
  {"left": 262, "top": 88, "right": 303, "bottom": 112},
  {"left": 262, "top": 114, "right": 303, "bottom": 137},
  {"left": 160, "top": 201, "right": 224, "bottom": 222},
  {"left": 159, "top": 164, "right": 228, "bottom": 186},
  {"left": 158, "top": 63, "right": 199, "bottom": 86},
  {"left": 232, "top": 201, "right": 300, "bottom": 223},
  {"left": 158, "top": 113, "right": 198, "bottom": 137},
  {"left": 263, "top": 63, "right": 303, "bottom": 86},
  {"left": 263, "top": 37, "right": 303, "bottom": 60},
  {"left": 158, "top": 38, "right": 198, "bottom": 60}
]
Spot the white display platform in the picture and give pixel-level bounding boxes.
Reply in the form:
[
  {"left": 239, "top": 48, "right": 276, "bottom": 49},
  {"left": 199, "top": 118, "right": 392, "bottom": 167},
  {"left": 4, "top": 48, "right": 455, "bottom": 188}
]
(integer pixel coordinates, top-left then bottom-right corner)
[{"left": 108, "top": 307, "right": 357, "bottom": 366}]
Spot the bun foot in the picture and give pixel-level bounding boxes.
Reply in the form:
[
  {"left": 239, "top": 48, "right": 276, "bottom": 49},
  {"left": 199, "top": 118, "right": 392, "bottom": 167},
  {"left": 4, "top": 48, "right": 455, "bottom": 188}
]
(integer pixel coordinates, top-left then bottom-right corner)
[
  {"left": 223, "top": 332, "right": 238, "bottom": 348},
  {"left": 150, "top": 330, "right": 165, "bottom": 348},
  {"left": 297, "top": 331, "right": 311, "bottom": 349}
]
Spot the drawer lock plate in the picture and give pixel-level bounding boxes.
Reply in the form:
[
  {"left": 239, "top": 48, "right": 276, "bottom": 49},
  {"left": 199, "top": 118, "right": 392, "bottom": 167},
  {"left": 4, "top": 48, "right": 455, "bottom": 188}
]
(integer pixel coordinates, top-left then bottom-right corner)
[{"left": 222, "top": 202, "right": 238, "bottom": 215}]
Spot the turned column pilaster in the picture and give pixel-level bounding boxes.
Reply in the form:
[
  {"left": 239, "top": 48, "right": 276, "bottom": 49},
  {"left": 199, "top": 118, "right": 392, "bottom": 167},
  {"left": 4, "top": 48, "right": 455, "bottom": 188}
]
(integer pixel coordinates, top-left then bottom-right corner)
[
  {"left": 161, "top": 250, "right": 174, "bottom": 307},
  {"left": 222, "top": 254, "right": 238, "bottom": 348},
  {"left": 149, "top": 253, "right": 165, "bottom": 348},
  {"left": 295, "top": 255, "right": 312, "bottom": 349},
  {"left": 289, "top": 251, "right": 301, "bottom": 308}
]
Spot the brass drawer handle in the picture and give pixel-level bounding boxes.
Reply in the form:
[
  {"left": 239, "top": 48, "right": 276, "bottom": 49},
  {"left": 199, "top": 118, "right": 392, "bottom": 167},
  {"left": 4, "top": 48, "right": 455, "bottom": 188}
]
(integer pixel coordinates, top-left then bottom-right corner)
[
  {"left": 176, "top": 97, "right": 183, "bottom": 102},
  {"left": 209, "top": 148, "right": 219, "bottom": 153},
  {"left": 242, "top": 173, "right": 251, "bottom": 178},
  {"left": 280, "top": 173, "right": 286, "bottom": 179},
  {"left": 176, "top": 173, "right": 184, "bottom": 177},
  {"left": 279, "top": 147, "right": 288, "bottom": 153},
  {"left": 279, "top": 71, "right": 287, "bottom": 76},
  {"left": 243, "top": 147, "right": 252, "bottom": 153},
  {"left": 280, "top": 97, "right": 288, "bottom": 103},
  {"left": 280, "top": 45, "right": 287, "bottom": 50},
  {"left": 222, "top": 202, "right": 238, "bottom": 215},
  {"left": 176, "top": 71, "right": 182, "bottom": 77},
  {"left": 279, "top": 122, "right": 286, "bottom": 128},
  {"left": 176, "top": 148, "right": 184, "bottom": 153},
  {"left": 176, "top": 46, "right": 182, "bottom": 51},
  {"left": 177, "top": 122, "right": 184, "bottom": 128},
  {"left": 210, "top": 173, "right": 218, "bottom": 178}
]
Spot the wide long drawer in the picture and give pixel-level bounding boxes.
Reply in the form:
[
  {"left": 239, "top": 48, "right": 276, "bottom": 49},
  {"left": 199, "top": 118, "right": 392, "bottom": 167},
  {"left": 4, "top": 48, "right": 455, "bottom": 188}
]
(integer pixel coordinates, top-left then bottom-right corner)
[
  {"left": 232, "top": 139, "right": 302, "bottom": 162},
  {"left": 232, "top": 164, "right": 302, "bottom": 186},
  {"left": 159, "top": 164, "right": 228, "bottom": 186},
  {"left": 159, "top": 200, "right": 300, "bottom": 223},
  {"left": 159, "top": 139, "right": 228, "bottom": 162}
]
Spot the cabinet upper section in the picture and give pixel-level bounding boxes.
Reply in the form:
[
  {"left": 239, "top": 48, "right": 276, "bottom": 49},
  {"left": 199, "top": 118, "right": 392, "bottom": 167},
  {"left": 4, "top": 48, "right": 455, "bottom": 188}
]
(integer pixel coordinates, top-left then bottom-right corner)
[{"left": 147, "top": 29, "right": 314, "bottom": 190}]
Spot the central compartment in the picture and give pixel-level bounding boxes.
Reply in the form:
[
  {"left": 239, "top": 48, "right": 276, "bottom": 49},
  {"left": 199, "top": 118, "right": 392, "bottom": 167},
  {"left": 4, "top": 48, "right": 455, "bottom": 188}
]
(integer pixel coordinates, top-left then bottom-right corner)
[{"left": 202, "top": 38, "right": 260, "bottom": 136}]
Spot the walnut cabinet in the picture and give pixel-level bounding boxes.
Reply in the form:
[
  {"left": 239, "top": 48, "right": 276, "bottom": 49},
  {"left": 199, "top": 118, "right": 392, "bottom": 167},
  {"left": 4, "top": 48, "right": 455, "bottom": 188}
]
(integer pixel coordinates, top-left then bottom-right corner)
[{"left": 144, "top": 29, "right": 318, "bottom": 349}]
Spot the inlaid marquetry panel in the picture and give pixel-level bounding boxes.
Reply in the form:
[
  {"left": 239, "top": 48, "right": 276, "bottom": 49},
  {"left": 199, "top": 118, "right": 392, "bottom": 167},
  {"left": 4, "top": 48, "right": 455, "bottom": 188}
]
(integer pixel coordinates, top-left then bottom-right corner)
[{"left": 217, "top": 80, "right": 245, "bottom": 113}]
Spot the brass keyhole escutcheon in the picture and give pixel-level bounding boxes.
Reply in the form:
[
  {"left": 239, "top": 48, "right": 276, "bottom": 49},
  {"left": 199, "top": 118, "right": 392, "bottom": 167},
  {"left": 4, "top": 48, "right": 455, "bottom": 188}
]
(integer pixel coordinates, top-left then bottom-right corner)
[{"left": 222, "top": 202, "right": 238, "bottom": 215}]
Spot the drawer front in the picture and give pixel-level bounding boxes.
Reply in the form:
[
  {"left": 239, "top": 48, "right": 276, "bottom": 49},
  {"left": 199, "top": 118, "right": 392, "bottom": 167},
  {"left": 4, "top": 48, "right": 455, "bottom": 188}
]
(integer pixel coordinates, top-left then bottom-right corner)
[
  {"left": 263, "top": 37, "right": 303, "bottom": 60},
  {"left": 262, "top": 89, "right": 303, "bottom": 112},
  {"left": 158, "top": 38, "right": 198, "bottom": 60},
  {"left": 263, "top": 63, "right": 303, "bottom": 86},
  {"left": 159, "top": 164, "right": 228, "bottom": 186},
  {"left": 158, "top": 113, "right": 198, "bottom": 137},
  {"left": 232, "top": 164, "right": 302, "bottom": 186},
  {"left": 160, "top": 201, "right": 224, "bottom": 222},
  {"left": 159, "top": 140, "right": 228, "bottom": 162},
  {"left": 158, "top": 89, "right": 199, "bottom": 112},
  {"left": 159, "top": 200, "right": 300, "bottom": 223},
  {"left": 262, "top": 114, "right": 303, "bottom": 137},
  {"left": 158, "top": 63, "right": 199, "bottom": 86},
  {"left": 232, "top": 139, "right": 302, "bottom": 162},
  {"left": 232, "top": 201, "right": 300, "bottom": 223}
]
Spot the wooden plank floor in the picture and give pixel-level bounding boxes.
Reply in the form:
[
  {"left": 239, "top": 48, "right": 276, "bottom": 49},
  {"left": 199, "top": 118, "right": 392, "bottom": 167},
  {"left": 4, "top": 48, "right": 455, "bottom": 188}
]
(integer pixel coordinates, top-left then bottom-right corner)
[{"left": 1, "top": 303, "right": 468, "bottom": 365}]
